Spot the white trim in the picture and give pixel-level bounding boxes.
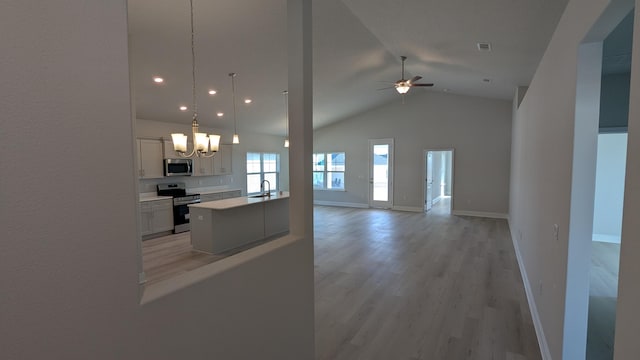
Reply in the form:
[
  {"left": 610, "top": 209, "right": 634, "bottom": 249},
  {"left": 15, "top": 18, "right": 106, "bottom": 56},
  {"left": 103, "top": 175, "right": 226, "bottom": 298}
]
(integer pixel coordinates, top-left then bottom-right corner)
[
  {"left": 313, "top": 200, "right": 368, "bottom": 208},
  {"left": 508, "top": 218, "right": 551, "bottom": 360},
  {"left": 451, "top": 210, "right": 508, "bottom": 219},
  {"left": 392, "top": 206, "right": 423, "bottom": 212},
  {"left": 592, "top": 233, "right": 621, "bottom": 244}
]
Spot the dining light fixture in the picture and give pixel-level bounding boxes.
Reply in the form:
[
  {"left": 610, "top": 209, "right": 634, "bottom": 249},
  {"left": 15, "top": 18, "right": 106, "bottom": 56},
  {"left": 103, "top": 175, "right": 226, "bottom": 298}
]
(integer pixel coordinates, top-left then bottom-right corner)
[
  {"left": 229, "top": 72, "right": 240, "bottom": 144},
  {"left": 170, "top": 0, "right": 220, "bottom": 158},
  {"left": 283, "top": 90, "right": 289, "bottom": 148}
]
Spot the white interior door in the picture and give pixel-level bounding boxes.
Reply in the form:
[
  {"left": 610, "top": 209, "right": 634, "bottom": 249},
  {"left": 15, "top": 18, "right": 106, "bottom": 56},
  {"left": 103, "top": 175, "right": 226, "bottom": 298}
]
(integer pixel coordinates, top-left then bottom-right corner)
[
  {"left": 425, "top": 151, "right": 433, "bottom": 211},
  {"left": 369, "top": 139, "right": 394, "bottom": 208}
]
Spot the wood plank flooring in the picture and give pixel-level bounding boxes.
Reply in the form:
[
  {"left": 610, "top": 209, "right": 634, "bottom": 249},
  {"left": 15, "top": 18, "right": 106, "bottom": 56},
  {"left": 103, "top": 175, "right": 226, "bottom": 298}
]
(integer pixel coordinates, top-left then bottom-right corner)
[
  {"left": 314, "top": 200, "right": 541, "bottom": 360},
  {"left": 142, "top": 232, "right": 277, "bottom": 286},
  {"left": 142, "top": 200, "right": 542, "bottom": 359},
  {"left": 587, "top": 241, "right": 620, "bottom": 360}
]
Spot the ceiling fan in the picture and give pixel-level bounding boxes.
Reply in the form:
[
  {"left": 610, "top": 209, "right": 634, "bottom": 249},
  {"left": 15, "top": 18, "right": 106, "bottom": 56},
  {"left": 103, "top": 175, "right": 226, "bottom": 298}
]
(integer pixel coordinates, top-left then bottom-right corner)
[{"left": 380, "top": 56, "right": 434, "bottom": 94}]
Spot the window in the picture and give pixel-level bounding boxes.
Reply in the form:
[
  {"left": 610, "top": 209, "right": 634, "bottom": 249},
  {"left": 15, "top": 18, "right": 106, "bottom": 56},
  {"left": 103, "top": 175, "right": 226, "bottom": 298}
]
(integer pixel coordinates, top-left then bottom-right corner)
[
  {"left": 313, "top": 152, "right": 345, "bottom": 190},
  {"left": 247, "top": 152, "right": 279, "bottom": 194}
]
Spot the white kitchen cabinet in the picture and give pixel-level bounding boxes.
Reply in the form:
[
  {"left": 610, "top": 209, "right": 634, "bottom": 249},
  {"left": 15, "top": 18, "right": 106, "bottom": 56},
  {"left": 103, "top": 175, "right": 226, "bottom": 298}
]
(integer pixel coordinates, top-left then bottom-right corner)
[
  {"left": 213, "top": 144, "right": 233, "bottom": 175},
  {"left": 140, "top": 202, "right": 153, "bottom": 236},
  {"left": 137, "top": 139, "right": 164, "bottom": 179},
  {"left": 163, "top": 139, "right": 179, "bottom": 159},
  {"left": 193, "top": 156, "right": 214, "bottom": 176},
  {"left": 140, "top": 199, "right": 173, "bottom": 237},
  {"left": 152, "top": 199, "right": 174, "bottom": 233}
]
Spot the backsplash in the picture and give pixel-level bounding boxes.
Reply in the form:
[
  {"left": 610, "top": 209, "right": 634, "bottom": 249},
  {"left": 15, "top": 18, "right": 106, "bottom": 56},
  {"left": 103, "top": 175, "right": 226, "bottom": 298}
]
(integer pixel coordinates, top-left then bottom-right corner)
[{"left": 139, "top": 174, "right": 235, "bottom": 193}]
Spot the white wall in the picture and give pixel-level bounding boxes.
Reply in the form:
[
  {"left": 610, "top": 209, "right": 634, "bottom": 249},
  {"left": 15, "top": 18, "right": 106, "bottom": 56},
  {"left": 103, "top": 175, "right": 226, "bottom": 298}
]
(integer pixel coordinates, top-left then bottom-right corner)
[
  {"left": 0, "top": 1, "right": 314, "bottom": 359},
  {"left": 314, "top": 91, "right": 512, "bottom": 214},
  {"left": 593, "top": 133, "right": 628, "bottom": 243},
  {"left": 135, "top": 118, "right": 290, "bottom": 194},
  {"left": 509, "top": 0, "right": 639, "bottom": 359}
]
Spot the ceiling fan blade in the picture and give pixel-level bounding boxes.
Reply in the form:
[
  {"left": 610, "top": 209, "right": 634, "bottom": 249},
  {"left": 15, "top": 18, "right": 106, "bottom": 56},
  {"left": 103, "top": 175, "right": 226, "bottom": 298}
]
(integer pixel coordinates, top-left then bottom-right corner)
[
  {"left": 408, "top": 76, "right": 422, "bottom": 83},
  {"left": 411, "top": 83, "right": 434, "bottom": 87}
]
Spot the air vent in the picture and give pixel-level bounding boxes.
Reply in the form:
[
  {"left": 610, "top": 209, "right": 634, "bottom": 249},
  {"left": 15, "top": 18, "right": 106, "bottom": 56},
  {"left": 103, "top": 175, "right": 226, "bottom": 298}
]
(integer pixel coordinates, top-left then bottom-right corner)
[
  {"left": 482, "top": 78, "right": 492, "bottom": 83},
  {"left": 477, "top": 42, "right": 492, "bottom": 52}
]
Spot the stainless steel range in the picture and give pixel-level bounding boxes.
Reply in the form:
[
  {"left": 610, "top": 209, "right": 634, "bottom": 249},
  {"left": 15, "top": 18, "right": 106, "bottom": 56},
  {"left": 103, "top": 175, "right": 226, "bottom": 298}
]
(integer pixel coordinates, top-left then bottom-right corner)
[{"left": 157, "top": 183, "right": 201, "bottom": 233}]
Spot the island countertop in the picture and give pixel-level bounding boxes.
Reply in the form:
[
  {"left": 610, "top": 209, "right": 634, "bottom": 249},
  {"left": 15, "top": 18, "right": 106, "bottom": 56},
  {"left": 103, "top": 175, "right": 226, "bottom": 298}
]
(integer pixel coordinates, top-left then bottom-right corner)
[{"left": 189, "top": 191, "right": 290, "bottom": 210}]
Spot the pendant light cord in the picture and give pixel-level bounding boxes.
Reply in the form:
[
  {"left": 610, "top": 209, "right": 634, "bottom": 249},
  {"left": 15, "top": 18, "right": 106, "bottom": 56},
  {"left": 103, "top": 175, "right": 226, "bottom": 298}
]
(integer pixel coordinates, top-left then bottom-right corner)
[
  {"left": 230, "top": 73, "right": 237, "bottom": 134},
  {"left": 283, "top": 90, "right": 288, "bottom": 138},
  {"left": 190, "top": 0, "right": 197, "bottom": 119}
]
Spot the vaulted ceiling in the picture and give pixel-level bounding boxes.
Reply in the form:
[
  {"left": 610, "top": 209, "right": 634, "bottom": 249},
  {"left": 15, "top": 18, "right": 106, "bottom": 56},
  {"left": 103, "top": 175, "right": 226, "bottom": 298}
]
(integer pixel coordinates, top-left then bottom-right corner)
[{"left": 128, "top": 0, "right": 569, "bottom": 136}]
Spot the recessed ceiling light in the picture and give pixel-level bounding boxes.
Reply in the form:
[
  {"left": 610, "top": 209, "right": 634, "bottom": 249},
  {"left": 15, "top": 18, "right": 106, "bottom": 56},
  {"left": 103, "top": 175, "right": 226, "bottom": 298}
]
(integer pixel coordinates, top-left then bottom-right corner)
[
  {"left": 208, "top": 90, "right": 217, "bottom": 95},
  {"left": 216, "top": 112, "right": 224, "bottom": 117},
  {"left": 179, "top": 106, "right": 188, "bottom": 111},
  {"left": 244, "top": 99, "right": 252, "bottom": 104},
  {"left": 153, "top": 76, "right": 164, "bottom": 83}
]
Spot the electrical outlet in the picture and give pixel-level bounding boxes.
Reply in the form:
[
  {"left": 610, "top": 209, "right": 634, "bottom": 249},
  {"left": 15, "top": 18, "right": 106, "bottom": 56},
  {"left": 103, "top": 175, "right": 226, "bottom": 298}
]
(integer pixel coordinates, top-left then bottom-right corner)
[{"left": 553, "top": 224, "right": 559, "bottom": 241}]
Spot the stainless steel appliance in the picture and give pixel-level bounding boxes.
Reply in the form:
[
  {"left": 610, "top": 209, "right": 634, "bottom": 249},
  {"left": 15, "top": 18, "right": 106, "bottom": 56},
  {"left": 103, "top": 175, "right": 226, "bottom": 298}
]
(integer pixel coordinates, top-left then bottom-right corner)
[
  {"left": 164, "top": 158, "right": 193, "bottom": 177},
  {"left": 157, "top": 183, "right": 200, "bottom": 233}
]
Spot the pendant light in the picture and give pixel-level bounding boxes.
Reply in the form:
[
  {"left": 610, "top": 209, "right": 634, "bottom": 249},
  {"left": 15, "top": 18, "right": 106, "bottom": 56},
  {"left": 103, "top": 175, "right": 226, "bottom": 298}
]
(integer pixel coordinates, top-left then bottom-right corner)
[
  {"left": 283, "top": 90, "right": 289, "bottom": 148},
  {"left": 229, "top": 73, "right": 240, "bottom": 144},
  {"left": 170, "top": 0, "right": 220, "bottom": 158}
]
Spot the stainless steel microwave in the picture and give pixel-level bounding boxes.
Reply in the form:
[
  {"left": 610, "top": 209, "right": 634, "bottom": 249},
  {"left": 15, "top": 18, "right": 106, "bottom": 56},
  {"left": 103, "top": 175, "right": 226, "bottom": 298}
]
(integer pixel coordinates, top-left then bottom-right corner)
[{"left": 164, "top": 158, "right": 193, "bottom": 177}]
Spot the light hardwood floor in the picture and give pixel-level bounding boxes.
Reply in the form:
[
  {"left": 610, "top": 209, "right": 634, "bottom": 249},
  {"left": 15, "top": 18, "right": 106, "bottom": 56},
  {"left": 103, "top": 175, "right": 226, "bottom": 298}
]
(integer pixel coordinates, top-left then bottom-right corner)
[
  {"left": 587, "top": 241, "right": 620, "bottom": 360},
  {"left": 314, "top": 200, "right": 541, "bottom": 360},
  {"left": 142, "top": 200, "right": 542, "bottom": 359},
  {"left": 142, "top": 231, "right": 276, "bottom": 286}
]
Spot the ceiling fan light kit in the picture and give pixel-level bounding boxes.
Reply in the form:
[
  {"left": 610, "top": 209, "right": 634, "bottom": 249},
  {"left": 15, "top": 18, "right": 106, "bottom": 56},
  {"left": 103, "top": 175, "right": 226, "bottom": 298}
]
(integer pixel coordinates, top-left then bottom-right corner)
[
  {"left": 383, "top": 56, "right": 434, "bottom": 96},
  {"left": 395, "top": 83, "right": 410, "bottom": 94},
  {"left": 170, "top": 0, "right": 220, "bottom": 158}
]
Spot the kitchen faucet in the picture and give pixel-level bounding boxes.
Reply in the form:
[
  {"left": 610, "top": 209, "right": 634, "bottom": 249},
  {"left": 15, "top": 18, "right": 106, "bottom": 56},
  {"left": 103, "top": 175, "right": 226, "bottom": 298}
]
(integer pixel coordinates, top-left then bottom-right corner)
[{"left": 260, "top": 179, "right": 271, "bottom": 197}]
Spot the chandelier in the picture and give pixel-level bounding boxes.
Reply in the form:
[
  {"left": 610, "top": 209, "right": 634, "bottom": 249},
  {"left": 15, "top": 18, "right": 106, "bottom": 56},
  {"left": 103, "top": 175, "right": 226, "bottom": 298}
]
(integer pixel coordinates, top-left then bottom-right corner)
[{"left": 170, "top": 0, "right": 220, "bottom": 158}]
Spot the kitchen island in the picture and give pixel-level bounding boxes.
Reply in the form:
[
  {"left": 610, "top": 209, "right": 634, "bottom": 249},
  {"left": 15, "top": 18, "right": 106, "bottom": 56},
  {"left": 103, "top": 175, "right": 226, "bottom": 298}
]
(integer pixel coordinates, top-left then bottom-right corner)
[{"left": 189, "top": 192, "right": 290, "bottom": 254}]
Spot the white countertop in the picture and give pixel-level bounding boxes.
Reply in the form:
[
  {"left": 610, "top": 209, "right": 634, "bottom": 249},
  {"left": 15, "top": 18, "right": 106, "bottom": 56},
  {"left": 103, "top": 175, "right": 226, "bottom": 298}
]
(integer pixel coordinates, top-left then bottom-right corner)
[
  {"left": 190, "top": 192, "right": 290, "bottom": 210},
  {"left": 138, "top": 188, "right": 241, "bottom": 202},
  {"left": 139, "top": 194, "right": 173, "bottom": 202}
]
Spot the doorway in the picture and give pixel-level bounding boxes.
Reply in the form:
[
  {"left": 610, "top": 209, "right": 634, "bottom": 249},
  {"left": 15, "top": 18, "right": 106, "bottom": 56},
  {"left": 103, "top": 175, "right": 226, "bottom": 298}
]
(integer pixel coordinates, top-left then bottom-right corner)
[
  {"left": 567, "top": 5, "right": 633, "bottom": 360},
  {"left": 369, "top": 138, "right": 394, "bottom": 208},
  {"left": 424, "top": 149, "right": 454, "bottom": 214}
]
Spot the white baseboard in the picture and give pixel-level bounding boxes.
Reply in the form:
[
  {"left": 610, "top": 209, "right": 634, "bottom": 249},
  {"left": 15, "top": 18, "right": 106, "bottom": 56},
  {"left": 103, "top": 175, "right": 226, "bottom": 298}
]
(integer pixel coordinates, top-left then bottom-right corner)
[
  {"left": 313, "top": 200, "right": 368, "bottom": 208},
  {"left": 508, "top": 218, "right": 552, "bottom": 360},
  {"left": 392, "top": 206, "right": 423, "bottom": 213},
  {"left": 451, "top": 210, "right": 508, "bottom": 219},
  {"left": 592, "top": 233, "right": 621, "bottom": 244}
]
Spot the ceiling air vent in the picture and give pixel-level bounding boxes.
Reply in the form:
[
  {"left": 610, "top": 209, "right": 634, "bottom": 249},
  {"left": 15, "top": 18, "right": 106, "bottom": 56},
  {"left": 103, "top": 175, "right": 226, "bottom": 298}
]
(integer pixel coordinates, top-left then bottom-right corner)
[{"left": 477, "top": 42, "right": 492, "bottom": 52}]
